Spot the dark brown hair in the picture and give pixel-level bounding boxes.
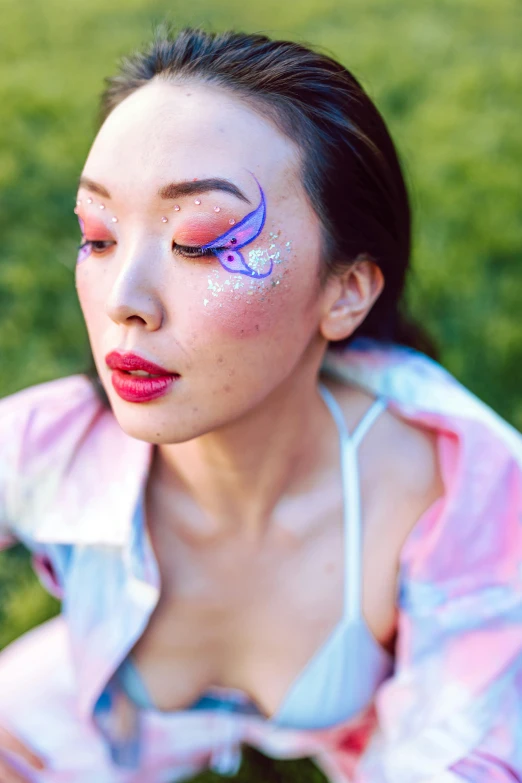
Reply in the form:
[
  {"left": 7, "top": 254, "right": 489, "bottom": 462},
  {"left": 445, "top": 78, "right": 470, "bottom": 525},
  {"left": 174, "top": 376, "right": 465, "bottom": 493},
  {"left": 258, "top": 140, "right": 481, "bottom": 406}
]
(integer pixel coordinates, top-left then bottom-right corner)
[{"left": 85, "top": 25, "right": 437, "bottom": 406}]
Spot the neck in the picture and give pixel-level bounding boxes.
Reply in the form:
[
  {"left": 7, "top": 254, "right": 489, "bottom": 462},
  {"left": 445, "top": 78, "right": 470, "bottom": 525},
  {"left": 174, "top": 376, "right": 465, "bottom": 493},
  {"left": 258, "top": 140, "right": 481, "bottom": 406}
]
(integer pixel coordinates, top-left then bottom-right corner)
[{"left": 151, "top": 364, "right": 348, "bottom": 542}]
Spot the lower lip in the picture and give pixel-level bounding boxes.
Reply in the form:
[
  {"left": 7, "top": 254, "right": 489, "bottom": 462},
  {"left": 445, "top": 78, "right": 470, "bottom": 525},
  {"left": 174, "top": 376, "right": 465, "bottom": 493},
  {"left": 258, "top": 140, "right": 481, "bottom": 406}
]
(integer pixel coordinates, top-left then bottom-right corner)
[{"left": 110, "top": 369, "right": 179, "bottom": 402}]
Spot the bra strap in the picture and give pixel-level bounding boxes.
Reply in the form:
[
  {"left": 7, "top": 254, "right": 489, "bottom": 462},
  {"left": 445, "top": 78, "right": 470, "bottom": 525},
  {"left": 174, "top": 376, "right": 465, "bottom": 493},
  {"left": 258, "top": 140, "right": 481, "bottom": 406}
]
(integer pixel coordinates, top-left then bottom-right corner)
[{"left": 318, "top": 383, "right": 387, "bottom": 623}]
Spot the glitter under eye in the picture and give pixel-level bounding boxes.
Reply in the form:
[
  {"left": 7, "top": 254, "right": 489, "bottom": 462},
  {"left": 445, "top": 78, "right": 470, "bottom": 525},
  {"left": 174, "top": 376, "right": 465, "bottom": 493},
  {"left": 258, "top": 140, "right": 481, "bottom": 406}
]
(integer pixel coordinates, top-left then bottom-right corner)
[{"left": 201, "top": 230, "right": 291, "bottom": 309}]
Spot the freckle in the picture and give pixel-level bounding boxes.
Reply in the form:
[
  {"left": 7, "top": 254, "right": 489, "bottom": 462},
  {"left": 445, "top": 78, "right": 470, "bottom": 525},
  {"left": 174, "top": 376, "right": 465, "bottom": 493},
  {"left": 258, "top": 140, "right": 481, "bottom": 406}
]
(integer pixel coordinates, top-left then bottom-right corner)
[
  {"left": 217, "top": 355, "right": 224, "bottom": 364},
  {"left": 255, "top": 324, "right": 259, "bottom": 331},
  {"left": 192, "top": 407, "right": 199, "bottom": 413},
  {"left": 223, "top": 384, "right": 231, "bottom": 393},
  {"left": 325, "top": 562, "right": 335, "bottom": 573}
]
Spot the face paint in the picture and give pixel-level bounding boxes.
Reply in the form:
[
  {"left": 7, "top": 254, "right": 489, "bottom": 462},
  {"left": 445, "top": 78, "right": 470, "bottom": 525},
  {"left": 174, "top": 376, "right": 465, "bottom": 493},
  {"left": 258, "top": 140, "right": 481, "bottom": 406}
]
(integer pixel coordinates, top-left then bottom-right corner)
[
  {"left": 200, "top": 176, "right": 271, "bottom": 279},
  {"left": 76, "top": 213, "right": 115, "bottom": 265},
  {"left": 76, "top": 216, "right": 93, "bottom": 264},
  {"left": 202, "top": 229, "right": 291, "bottom": 309}
]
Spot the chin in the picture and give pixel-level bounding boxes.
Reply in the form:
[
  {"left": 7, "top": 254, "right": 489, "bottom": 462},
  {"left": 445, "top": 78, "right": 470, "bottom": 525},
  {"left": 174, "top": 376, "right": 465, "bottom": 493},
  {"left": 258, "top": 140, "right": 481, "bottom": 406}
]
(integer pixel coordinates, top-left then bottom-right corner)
[{"left": 109, "top": 405, "right": 208, "bottom": 445}]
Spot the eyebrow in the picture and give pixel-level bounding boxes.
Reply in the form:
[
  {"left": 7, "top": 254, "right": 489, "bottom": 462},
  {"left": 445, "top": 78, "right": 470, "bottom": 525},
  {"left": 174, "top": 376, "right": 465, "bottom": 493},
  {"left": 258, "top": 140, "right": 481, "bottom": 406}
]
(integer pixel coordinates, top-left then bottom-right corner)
[
  {"left": 77, "top": 176, "right": 252, "bottom": 205},
  {"left": 159, "top": 178, "right": 251, "bottom": 204},
  {"left": 78, "top": 176, "right": 111, "bottom": 198}
]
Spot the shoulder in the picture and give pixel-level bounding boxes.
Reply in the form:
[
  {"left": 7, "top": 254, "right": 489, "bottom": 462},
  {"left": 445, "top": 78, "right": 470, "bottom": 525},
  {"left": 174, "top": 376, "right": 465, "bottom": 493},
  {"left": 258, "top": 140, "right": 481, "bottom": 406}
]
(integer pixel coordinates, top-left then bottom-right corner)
[
  {"left": 0, "top": 374, "right": 97, "bottom": 422},
  {"left": 0, "top": 373, "right": 104, "bottom": 474},
  {"left": 324, "top": 375, "right": 445, "bottom": 552},
  {"left": 0, "top": 374, "right": 104, "bottom": 526},
  {"left": 323, "top": 341, "right": 522, "bottom": 606},
  {"left": 1, "top": 373, "right": 151, "bottom": 547}
]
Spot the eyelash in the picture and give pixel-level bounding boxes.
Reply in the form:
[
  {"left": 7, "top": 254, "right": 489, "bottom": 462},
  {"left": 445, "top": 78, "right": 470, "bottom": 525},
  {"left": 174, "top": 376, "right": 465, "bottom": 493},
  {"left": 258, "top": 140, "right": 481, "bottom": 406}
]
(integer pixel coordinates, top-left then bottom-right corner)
[
  {"left": 78, "top": 240, "right": 114, "bottom": 255},
  {"left": 172, "top": 242, "right": 226, "bottom": 259},
  {"left": 77, "top": 239, "right": 223, "bottom": 260}
]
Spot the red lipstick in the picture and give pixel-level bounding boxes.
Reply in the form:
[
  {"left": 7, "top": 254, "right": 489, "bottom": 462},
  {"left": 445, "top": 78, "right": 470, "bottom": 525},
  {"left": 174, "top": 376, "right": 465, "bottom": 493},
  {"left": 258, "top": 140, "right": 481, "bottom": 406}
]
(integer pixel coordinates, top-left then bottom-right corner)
[{"left": 105, "top": 350, "right": 180, "bottom": 403}]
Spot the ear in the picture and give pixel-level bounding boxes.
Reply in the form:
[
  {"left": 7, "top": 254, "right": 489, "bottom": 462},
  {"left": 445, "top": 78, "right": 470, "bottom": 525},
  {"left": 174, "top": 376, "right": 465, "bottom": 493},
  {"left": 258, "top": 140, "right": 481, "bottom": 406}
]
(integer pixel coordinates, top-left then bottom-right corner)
[{"left": 319, "top": 256, "right": 385, "bottom": 343}]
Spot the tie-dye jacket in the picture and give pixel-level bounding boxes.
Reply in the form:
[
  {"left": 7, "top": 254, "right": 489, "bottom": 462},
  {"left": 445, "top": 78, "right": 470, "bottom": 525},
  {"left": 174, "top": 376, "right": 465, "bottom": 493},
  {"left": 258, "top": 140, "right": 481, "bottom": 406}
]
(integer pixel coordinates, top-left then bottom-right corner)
[{"left": 1, "top": 338, "right": 522, "bottom": 783}]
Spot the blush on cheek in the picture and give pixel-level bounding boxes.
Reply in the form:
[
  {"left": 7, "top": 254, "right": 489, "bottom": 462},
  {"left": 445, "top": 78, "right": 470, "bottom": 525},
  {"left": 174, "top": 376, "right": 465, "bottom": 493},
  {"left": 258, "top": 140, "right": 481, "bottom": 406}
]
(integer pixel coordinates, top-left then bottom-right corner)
[
  {"left": 201, "top": 284, "right": 290, "bottom": 339},
  {"left": 198, "top": 234, "right": 294, "bottom": 338}
]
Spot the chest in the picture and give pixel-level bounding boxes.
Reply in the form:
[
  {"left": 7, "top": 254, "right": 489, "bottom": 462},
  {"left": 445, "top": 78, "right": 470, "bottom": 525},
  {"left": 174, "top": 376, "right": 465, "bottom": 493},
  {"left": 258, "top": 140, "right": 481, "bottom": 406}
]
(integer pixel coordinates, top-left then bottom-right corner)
[{"left": 128, "top": 488, "right": 400, "bottom": 718}]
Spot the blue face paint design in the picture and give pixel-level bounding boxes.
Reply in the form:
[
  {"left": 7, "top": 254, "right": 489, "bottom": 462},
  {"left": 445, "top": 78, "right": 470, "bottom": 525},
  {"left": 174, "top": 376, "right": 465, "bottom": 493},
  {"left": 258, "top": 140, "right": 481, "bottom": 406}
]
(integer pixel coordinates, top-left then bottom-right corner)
[
  {"left": 200, "top": 177, "right": 272, "bottom": 279},
  {"left": 76, "top": 216, "right": 92, "bottom": 264}
]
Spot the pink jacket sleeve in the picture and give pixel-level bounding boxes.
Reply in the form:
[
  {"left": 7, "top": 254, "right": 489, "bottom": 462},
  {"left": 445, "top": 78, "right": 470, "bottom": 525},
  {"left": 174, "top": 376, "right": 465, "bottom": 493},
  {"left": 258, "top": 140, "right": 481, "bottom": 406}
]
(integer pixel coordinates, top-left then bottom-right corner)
[
  {"left": 0, "top": 388, "right": 24, "bottom": 551},
  {"left": 351, "top": 420, "right": 522, "bottom": 782}
]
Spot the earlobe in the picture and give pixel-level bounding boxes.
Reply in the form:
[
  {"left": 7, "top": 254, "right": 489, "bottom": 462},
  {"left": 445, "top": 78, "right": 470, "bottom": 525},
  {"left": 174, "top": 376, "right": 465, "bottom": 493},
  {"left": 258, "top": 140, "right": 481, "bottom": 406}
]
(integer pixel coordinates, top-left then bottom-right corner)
[{"left": 319, "top": 258, "right": 384, "bottom": 343}]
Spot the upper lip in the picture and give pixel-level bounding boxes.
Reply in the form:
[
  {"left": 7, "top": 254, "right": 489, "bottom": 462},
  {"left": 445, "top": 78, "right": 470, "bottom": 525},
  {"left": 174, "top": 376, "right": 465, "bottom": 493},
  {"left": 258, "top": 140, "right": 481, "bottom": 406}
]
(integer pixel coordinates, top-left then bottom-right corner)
[{"left": 105, "top": 351, "right": 177, "bottom": 376}]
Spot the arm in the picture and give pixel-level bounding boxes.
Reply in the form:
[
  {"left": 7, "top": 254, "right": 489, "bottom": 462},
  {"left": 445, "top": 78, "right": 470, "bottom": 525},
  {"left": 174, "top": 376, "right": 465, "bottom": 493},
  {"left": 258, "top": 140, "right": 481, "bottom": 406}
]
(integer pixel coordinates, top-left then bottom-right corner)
[{"left": 353, "top": 431, "right": 522, "bottom": 782}]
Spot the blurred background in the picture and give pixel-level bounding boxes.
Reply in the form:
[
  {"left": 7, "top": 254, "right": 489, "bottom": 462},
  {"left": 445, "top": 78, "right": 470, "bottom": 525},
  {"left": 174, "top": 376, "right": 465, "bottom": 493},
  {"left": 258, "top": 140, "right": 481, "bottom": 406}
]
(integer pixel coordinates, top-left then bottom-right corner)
[{"left": 0, "top": 0, "right": 520, "bottom": 778}]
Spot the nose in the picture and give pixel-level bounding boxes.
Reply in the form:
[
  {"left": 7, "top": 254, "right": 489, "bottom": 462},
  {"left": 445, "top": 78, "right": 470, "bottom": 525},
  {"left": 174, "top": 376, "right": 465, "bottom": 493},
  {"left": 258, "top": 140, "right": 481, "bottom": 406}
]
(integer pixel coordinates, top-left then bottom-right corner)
[{"left": 105, "top": 245, "right": 165, "bottom": 330}]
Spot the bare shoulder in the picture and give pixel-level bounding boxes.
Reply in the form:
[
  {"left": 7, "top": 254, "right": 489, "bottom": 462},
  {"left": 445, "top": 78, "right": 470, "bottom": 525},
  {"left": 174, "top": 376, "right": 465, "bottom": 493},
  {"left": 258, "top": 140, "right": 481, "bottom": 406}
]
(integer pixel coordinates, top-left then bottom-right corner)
[{"left": 323, "top": 375, "right": 445, "bottom": 545}]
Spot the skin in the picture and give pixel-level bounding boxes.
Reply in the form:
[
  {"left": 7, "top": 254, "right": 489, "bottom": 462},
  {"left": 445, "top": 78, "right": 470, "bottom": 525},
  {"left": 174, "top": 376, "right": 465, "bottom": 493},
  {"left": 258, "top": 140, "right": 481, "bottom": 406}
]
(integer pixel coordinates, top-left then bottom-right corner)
[{"left": 1, "top": 78, "right": 445, "bottom": 772}]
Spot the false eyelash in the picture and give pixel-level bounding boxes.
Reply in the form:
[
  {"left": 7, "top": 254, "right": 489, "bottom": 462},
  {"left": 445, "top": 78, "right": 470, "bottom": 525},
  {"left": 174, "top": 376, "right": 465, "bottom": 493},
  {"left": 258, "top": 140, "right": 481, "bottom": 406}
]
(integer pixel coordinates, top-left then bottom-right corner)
[{"left": 172, "top": 243, "right": 225, "bottom": 259}]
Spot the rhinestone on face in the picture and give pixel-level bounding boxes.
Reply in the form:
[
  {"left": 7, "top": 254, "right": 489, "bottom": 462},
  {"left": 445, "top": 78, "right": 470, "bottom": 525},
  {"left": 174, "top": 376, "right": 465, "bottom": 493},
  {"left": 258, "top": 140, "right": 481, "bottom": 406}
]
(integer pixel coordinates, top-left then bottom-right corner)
[
  {"left": 214, "top": 206, "right": 221, "bottom": 213},
  {"left": 99, "top": 204, "right": 105, "bottom": 210},
  {"left": 194, "top": 199, "right": 201, "bottom": 205},
  {"left": 229, "top": 218, "right": 236, "bottom": 225},
  {"left": 173, "top": 205, "right": 180, "bottom": 211},
  {"left": 86, "top": 197, "right": 93, "bottom": 204},
  {"left": 161, "top": 216, "right": 168, "bottom": 223},
  {"left": 111, "top": 217, "right": 118, "bottom": 223}
]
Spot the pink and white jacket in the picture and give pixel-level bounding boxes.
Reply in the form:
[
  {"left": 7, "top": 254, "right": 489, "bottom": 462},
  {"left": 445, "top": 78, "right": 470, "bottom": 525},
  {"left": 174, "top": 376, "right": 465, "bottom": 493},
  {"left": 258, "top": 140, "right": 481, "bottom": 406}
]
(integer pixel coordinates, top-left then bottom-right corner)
[{"left": 1, "top": 338, "right": 522, "bottom": 783}]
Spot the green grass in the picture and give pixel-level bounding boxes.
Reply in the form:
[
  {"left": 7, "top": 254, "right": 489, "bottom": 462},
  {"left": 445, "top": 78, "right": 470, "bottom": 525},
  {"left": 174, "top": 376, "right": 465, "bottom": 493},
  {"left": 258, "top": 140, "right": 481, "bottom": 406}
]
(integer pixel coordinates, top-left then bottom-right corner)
[{"left": 0, "top": 1, "right": 521, "bottom": 779}]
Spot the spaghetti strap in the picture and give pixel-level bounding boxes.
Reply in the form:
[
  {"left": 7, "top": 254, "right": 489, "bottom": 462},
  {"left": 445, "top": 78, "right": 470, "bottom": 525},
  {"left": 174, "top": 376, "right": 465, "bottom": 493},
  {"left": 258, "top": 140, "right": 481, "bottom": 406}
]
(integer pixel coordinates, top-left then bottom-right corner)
[
  {"left": 350, "top": 397, "right": 388, "bottom": 450},
  {"left": 318, "top": 383, "right": 387, "bottom": 623}
]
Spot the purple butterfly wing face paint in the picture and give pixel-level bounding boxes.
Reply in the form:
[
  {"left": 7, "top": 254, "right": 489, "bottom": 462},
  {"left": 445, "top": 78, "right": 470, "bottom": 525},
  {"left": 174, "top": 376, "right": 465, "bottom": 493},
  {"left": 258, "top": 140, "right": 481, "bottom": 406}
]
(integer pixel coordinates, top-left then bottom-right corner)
[
  {"left": 201, "top": 178, "right": 272, "bottom": 279},
  {"left": 77, "top": 216, "right": 92, "bottom": 264}
]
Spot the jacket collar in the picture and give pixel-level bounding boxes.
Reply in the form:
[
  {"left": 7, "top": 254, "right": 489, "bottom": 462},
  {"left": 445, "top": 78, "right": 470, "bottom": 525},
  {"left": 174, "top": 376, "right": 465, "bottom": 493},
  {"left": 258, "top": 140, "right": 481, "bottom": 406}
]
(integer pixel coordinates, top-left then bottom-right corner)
[{"left": 32, "top": 399, "right": 154, "bottom": 547}]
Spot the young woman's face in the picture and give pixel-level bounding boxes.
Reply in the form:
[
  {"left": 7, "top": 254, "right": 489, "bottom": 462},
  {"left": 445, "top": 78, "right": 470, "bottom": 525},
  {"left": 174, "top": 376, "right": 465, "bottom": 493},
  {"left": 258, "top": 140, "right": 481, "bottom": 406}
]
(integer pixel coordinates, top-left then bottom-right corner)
[{"left": 75, "top": 79, "right": 328, "bottom": 443}]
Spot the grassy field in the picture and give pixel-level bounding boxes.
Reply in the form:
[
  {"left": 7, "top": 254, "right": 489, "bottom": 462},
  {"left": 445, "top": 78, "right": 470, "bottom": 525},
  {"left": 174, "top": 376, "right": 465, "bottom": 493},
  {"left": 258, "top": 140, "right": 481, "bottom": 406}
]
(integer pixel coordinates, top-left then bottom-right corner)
[{"left": 0, "top": 0, "right": 521, "bottom": 779}]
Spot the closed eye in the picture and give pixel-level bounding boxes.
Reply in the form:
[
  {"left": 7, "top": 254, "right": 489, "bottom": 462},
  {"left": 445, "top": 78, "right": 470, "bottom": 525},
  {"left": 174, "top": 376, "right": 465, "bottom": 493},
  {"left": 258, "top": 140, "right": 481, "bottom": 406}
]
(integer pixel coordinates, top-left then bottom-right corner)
[
  {"left": 172, "top": 242, "right": 225, "bottom": 259},
  {"left": 78, "top": 239, "right": 115, "bottom": 255}
]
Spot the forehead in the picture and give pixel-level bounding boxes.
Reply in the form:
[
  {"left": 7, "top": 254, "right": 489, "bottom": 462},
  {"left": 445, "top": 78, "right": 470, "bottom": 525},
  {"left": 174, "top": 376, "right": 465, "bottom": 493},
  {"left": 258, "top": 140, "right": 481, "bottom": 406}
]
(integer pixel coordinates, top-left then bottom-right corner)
[{"left": 83, "top": 79, "right": 301, "bottom": 200}]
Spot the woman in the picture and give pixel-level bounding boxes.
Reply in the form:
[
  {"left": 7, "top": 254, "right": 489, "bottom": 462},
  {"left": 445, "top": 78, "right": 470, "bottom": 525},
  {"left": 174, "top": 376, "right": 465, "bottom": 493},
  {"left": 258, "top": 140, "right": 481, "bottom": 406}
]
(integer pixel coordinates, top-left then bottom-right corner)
[{"left": 0, "top": 25, "right": 521, "bottom": 783}]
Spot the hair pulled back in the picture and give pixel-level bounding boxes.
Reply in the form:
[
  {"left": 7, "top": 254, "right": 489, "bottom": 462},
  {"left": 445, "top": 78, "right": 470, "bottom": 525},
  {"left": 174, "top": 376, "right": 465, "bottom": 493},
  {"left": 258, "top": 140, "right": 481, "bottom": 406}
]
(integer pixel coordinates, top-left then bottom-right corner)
[{"left": 86, "top": 26, "right": 437, "bottom": 404}]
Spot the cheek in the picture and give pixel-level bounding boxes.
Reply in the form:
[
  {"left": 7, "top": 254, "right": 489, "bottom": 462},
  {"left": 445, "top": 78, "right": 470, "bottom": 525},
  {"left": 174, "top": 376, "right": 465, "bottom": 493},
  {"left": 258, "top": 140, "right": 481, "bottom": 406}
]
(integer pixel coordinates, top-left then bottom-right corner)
[
  {"left": 75, "top": 265, "right": 106, "bottom": 337},
  {"left": 192, "top": 258, "right": 309, "bottom": 342},
  {"left": 185, "top": 234, "right": 298, "bottom": 339},
  {"left": 202, "top": 293, "right": 282, "bottom": 339}
]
